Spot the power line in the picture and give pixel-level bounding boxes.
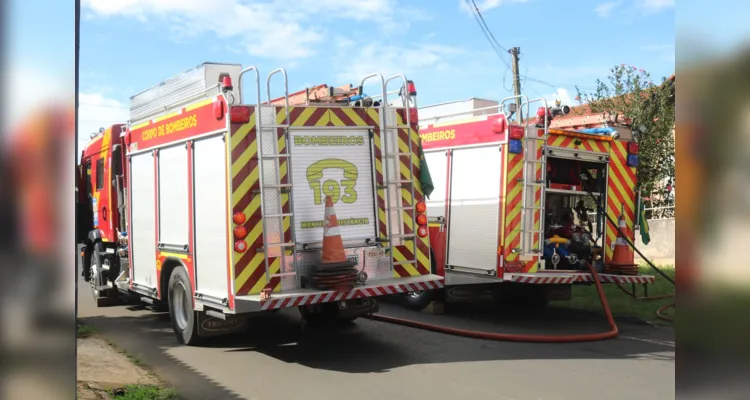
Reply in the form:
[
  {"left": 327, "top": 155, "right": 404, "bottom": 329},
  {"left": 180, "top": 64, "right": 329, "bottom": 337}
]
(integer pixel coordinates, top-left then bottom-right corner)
[
  {"left": 470, "top": 0, "right": 508, "bottom": 54},
  {"left": 466, "top": 0, "right": 510, "bottom": 70},
  {"left": 466, "top": 0, "right": 513, "bottom": 91},
  {"left": 466, "top": 0, "right": 599, "bottom": 98}
]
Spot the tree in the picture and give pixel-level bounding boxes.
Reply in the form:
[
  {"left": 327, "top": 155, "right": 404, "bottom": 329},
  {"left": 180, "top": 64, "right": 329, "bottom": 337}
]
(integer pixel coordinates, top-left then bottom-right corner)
[{"left": 575, "top": 65, "right": 675, "bottom": 217}]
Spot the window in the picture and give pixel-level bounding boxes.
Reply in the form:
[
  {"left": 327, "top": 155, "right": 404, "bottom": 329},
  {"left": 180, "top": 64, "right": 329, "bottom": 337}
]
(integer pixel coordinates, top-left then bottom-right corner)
[
  {"left": 96, "top": 159, "right": 104, "bottom": 190},
  {"left": 85, "top": 162, "right": 93, "bottom": 198}
]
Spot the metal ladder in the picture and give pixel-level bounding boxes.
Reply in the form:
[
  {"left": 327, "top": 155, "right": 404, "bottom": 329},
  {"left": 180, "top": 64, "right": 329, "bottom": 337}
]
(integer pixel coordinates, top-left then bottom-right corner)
[
  {"left": 376, "top": 74, "right": 420, "bottom": 271},
  {"left": 518, "top": 98, "right": 551, "bottom": 264},
  {"left": 255, "top": 68, "right": 298, "bottom": 285}
]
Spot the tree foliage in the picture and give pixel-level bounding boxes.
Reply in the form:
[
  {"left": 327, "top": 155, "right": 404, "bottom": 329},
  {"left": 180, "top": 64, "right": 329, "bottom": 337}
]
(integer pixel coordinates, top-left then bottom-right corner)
[{"left": 575, "top": 64, "right": 675, "bottom": 215}]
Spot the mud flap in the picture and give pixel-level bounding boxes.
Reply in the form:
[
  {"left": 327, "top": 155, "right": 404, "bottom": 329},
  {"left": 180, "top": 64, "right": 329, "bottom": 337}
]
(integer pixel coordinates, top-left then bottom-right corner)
[{"left": 196, "top": 311, "right": 248, "bottom": 338}]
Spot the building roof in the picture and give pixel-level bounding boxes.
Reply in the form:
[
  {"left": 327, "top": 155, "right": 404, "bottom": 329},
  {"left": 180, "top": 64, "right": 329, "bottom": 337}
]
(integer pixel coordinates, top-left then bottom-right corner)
[{"left": 551, "top": 74, "right": 675, "bottom": 129}]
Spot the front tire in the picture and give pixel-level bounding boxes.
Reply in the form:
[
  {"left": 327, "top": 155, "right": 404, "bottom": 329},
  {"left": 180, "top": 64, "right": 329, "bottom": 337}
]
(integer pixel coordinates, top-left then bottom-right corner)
[
  {"left": 90, "top": 242, "right": 106, "bottom": 301},
  {"left": 168, "top": 266, "right": 202, "bottom": 346}
]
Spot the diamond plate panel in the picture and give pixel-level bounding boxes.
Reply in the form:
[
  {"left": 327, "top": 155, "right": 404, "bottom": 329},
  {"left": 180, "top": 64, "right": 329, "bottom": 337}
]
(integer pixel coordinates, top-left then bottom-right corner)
[
  {"left": 280, "top": 252, "right": 296, "bottom": 292},
  {"left": 129, "top": 62, "right": 242, "bottom": 123},
  {"left": 259, "top": 105, "right": 278, "bottom": 126}
]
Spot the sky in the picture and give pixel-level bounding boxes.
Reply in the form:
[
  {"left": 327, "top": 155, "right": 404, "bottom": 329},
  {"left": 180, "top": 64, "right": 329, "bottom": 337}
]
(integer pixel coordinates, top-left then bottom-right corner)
[{"left": 28, "top": 0, "right": 682, "bottom": 152}]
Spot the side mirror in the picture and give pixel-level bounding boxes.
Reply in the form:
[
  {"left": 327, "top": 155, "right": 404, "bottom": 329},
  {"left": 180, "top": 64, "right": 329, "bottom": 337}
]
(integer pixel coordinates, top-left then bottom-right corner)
[{"left": 111, "top": 144, "right": 123, "bottom": 176}]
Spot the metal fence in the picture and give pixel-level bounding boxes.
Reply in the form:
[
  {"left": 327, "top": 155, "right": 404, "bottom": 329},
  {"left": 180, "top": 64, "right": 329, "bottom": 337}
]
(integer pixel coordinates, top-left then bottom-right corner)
[{"left": 643, "top": 205, "right": 675, "bottom": 220}]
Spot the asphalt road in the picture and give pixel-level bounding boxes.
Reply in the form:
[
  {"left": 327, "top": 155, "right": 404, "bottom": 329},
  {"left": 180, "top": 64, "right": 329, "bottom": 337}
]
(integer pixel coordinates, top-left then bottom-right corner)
[{"left": 77, "top": 275, "right": 675, "bottom": 400}]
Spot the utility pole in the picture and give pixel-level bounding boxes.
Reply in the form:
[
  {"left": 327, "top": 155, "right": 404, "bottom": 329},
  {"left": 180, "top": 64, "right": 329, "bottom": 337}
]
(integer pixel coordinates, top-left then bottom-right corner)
[{"left": 509, "top": 47, "right": 522, "bottom": 122}]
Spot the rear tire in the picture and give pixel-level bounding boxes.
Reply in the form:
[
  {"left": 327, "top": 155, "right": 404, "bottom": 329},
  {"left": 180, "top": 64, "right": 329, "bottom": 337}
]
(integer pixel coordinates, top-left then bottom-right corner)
[
  {"left": 403, "top": 290, "right": 437, "bottom": 311},
  {"left": 168, "top": 266, "right": 202, "bottom": 346},
  {"left": 402, "top": 247, "right": 441, "bottom": 311}
]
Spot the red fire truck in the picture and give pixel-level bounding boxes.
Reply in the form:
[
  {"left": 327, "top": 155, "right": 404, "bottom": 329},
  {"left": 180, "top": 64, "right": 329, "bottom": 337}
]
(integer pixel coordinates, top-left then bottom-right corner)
[
  {"left": 401, "top": 97, "right": 655, "bottom": 310},
  {"left": 76, "top": 62, "right": 443, "bottom": 345}
]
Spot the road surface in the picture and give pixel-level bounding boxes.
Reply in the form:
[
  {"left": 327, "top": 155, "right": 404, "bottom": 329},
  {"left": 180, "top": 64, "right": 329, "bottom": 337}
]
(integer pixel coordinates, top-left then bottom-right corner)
[{"left": 77, "top": 276, "right": 674, "bottom": 400}]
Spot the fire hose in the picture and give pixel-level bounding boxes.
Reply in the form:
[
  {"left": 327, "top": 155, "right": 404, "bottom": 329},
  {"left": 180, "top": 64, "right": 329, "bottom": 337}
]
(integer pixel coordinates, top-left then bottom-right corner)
[
  {"left": 367, "top": 259, "right": 619, "bottom": 343},
  {"left": 615, "top": 283, "right": 674, "bottom": 322},
  {"left": 588, "top": 187, "right": 676, "bottom": 323},
  {"left": 366, "top": 174, "right": 673, "bottom": 340}
]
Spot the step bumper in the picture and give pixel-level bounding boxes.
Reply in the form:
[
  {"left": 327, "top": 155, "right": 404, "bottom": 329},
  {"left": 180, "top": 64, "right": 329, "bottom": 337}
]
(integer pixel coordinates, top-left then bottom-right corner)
[
  {"left": 234, "top": 274, "right": 444, "bottom": 313},
  {"left": 504, "top": 272, "right": 655, "bottom": 285}
]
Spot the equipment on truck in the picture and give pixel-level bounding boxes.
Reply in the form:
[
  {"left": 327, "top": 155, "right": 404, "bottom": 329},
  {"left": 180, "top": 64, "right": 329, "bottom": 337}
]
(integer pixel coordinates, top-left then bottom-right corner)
[
  {"left": 399, "top": 96, "right": 655, "bottom": 311},
  {"left": 75, "top": 62, "right": 443, "bottom": 345}
]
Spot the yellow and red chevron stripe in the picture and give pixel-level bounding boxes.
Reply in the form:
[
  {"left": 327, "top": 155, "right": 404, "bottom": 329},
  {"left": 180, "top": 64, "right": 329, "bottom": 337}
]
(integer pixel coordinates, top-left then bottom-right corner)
[
  {"left": 372, "top": 116, "right": 389, "bottom": 241},
  {"left": 391, "top": 109, "right": 431, "bottom": 278},
  {"left": 231, "top": 106, "right": 383, "bottom": 296},
  {"left": 503, "top": 144, "right": 526, "bottom": 270},
  {"left": 547, "top": 132, "right": 610, "bottom": 153},
  {"left": 542, "top": 134, "right": 636, "bottom": 262},
  {"left": 604, "top": 140, "right": 636, "bottom": 262},
  {"left": 503, "top": 131, "right": 618, "bottom": 273}
]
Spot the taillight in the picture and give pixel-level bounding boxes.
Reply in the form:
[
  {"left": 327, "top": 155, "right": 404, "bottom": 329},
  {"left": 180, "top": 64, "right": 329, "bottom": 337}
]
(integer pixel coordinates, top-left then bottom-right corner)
[
  {"left": 234, "top": 226, "right": 248, "bottom": 239},
  {"left": 627, "top": 154, "right": 639, "bottom": 167},
  {"left": 213, "top": 99, "right": 225, "bottom": 120},
  {"left": 233, "top": 212, "right": 247, "bottom": 225},
  {"left": 234, "top": 240, "right": 248, "bottom": 253},
  {"left": 508, "top": 125, "right": 524, "bottom": 140},
  {"left": 491, "top": 115, "right": 507, "bottom": 134},
  {"left": 508, "top": 139, "right": 523, "bottom": 154},
  {"left": 230, "top": 106, "right": 251, "bottom": 124},
  {"left": 409, "top": 108, "right": 419, "bottom": 125},
  {"left": 626, "top": 141, "right": 639, "bottom": 167},
  {"left": 415, "top": 200, "right": 428, "bottom": 238}
]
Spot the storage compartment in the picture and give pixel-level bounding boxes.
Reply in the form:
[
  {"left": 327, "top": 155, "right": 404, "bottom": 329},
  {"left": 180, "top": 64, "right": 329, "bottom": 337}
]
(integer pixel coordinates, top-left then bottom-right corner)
[
  {"left": 542, "top": 156, "right": 608, "bottom": 270},
  {"left": 545, "top": 157, "right": 607, "bottom": 195}
]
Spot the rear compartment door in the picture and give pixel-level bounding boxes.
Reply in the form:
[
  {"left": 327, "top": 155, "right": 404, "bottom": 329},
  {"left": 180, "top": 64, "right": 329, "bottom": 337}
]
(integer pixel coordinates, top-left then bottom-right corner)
[
  {"left": 446, "top": 145, "right": 502, "bottom": 273},
  {"left": 424, "top": 150, "right": 447, "bottom": 219},
  {"left": 288, "top": 128, "right": 377, "bottom": 246}
]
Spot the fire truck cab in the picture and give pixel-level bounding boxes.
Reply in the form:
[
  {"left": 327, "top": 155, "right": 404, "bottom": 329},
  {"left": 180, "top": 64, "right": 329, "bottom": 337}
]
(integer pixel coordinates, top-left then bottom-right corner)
[
  {"left": 401, "top": 96, "right": 655, "bottom": 310},
  {"left": 76, "top": 62, "right": 443, "bottom": 345}
]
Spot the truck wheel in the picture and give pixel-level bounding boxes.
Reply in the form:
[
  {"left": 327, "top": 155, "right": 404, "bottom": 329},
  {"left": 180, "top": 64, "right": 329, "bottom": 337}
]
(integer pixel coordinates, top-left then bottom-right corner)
[
  {"left": 168, "top": 266, "right": 202, "bottom": 346},
  {"left": 403, "top": 290, "right": 436, "bottom": 311},
  {"left": 403, "top": 247, "right": 441, "bottom": 311},
  {"left": 89, "top": 242, "right": 106, "bottom": 301}
]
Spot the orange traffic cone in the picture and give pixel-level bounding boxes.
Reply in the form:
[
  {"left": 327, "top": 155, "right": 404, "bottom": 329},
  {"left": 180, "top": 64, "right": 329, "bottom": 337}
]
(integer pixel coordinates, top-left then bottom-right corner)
[
  {"left": 605, "top": 212, "right": 638, "bottom": 275},
  {"left": 308, "top": 195, "right": 358, "bottom": 291},
  {"left": 321, "top": 195, "right": 349, "bottom": 264}
]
